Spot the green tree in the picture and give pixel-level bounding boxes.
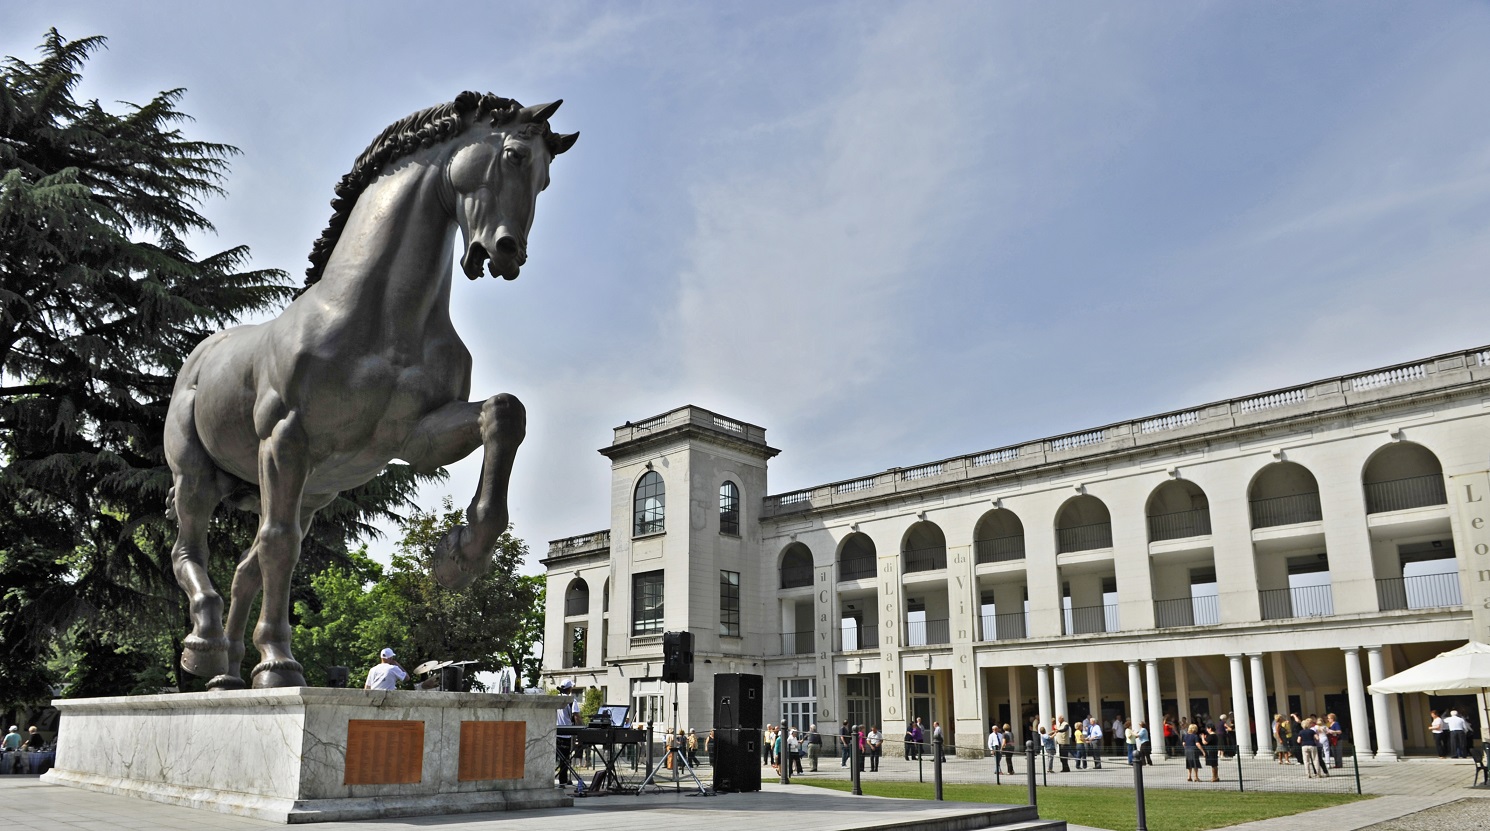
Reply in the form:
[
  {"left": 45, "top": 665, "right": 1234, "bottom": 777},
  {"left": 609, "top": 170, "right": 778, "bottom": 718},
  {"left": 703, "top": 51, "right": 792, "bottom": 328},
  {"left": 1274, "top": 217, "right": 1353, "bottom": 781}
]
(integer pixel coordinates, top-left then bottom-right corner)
[
  {"left": 382, "top": 499, "right": 544, "bottom": 691},
  {"left": 0, "top": 30, "right": 433, "bottom": 709},
  {"left": 291, "top": 546, "right": 408, "bottom": 687}
]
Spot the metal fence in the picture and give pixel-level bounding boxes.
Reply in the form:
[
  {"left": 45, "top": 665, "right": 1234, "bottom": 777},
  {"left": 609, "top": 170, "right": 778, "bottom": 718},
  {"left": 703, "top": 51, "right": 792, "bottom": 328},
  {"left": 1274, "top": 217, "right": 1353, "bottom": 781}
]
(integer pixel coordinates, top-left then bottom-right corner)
[
  {"left": 974, "top": 535, "right": 1026, "bottom": 564},
  {"left": 1364, "top": 474, "right": 1447, "bottom": 514},
  {"left": 1249, "top": 492, "right": 1323, "bottom": 528},
  {"left": 1376, "top": 572, "right": 1462, "bottom": 611},
  {"left": 1063, "top": 603, "right": 1119, "bottom": 635},
  {"left": 1147, "top": 508, "right": 1212, "bottom": 542},
  {"left": 839, "top": 555, "right": 875, "bottom": 581},
  {"left": 1260, "top": 585, "right": 1334, "bottom": 620},
  {"left": 903, "top": 547, "right": 948, "bottom": 573},
  {"left": 980, "top": 611, "right": 1028, "bottom": 641},
  {"left": 780, "top": 564, "right": 813, "bottom": 589},
  {"left": 781, "top": 630, "right": 812, "bottom": 655},
  {"left": 1056, "top": 521, "right": 1113, "bottom": 553},
  {"left": 906, "top": 618, "right": 951, "bottom": 646},
  {"left": 1154, "top": 595, "right": 1219, "bottom": 628}
]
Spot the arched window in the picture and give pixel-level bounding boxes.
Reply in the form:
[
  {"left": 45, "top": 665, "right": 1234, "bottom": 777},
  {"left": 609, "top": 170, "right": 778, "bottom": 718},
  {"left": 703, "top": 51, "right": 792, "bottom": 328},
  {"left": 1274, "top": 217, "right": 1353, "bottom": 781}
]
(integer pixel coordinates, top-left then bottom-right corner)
[
  {"left": 1054, "top": 495, "right": 1112, "bottom": 553},
  {"left": 1362, "top": 442, "right": 1446, "bottom": 514},
  {"left": 634, "top": 471, "right": 665, "bottom": 535},
  {"left": 719, "top": 481, "right": 740, "bottom": 535},
  {"left": 564, "top": 577, "right": 589, "bottom": 617},
  {"left": 1145, "top": 480, "right": 1212, "bottom": 542},
  {"left": 1248, "top": 462, "right": 1321, "bottom": 529},
  {"left": 780, "top": 543, "right": 813, "bottom": 588}
]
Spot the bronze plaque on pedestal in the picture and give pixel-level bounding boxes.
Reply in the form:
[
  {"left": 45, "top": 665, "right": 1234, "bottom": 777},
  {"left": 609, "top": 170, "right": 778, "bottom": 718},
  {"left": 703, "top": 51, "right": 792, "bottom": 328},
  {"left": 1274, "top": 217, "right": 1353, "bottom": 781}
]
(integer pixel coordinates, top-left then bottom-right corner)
[
  {"left": 344, "top": 719, "right": 424, "bottom": 784},
  {"left": 458, "top": 720, "right": 526, "bottom": 781}
]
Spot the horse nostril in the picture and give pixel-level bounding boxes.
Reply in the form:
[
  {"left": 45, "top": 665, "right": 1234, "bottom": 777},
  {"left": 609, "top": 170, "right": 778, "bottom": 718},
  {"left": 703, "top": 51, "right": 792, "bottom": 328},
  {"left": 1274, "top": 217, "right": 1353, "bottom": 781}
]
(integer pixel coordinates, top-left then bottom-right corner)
[{"left": 495, "top": 236, "right": 520, "bottom": 256}]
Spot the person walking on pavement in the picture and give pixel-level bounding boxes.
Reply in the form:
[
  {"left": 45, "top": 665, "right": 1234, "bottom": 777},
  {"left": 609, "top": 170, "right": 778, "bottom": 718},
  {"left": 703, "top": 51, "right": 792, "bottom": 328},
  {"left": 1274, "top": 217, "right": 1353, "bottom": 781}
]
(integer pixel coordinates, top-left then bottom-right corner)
[
  {"left": 867, "top": 725, "right": 883, "bottom": 771},
  {"left": 806, "top": 723, "right": 822, "bottom": 771},
  {"left": 840, "top": 720, "right": 852, "bottom": 766}
]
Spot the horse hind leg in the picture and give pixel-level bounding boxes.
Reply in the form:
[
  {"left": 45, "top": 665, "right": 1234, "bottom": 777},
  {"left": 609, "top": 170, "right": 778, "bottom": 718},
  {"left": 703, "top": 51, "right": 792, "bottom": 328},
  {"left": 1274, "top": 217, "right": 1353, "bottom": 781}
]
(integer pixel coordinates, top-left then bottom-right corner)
[{"left": 165, "top": 392, "right": 233, "bottom": 681}]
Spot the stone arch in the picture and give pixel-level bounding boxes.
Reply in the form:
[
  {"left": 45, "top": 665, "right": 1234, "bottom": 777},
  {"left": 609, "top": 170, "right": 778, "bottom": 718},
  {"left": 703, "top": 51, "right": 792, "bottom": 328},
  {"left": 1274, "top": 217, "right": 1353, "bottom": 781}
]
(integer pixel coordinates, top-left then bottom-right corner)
[
  {"left": 780, "top": 542, "right": 814, "bottom": 589},
  {"left": 902, "top": 520, "right": 947, "bottom": 572},
  {"left": 1361, "top": 441, "right": 1447, "bottom": 513},
  {"left": 1247, "top": 462, "right": 1321, "bottom": 528},
  {"left": 1145, "top": 480, "right": 1212, "bottom": 541},
  {"left": 973, "top": 508, "right": 1025, "bottom": 562},
  {"left": 1054, "top": 494, "right": 1112, "bottom": 553}
]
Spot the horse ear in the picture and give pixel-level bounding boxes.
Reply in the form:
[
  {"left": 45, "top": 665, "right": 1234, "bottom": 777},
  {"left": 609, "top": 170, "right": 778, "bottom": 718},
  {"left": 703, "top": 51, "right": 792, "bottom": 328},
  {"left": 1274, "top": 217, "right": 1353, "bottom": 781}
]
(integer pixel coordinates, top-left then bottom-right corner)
[
  {"left": 553, "top": 132, "right": 579, "bottom": 156},
  {"left": 521, "top": 99, "right": 563, "bottom": 123}
]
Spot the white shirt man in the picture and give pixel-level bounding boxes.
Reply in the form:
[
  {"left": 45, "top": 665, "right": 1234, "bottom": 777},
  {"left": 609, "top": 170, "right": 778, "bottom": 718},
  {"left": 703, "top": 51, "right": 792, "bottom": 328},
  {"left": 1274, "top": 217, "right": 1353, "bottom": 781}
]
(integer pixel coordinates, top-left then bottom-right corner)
[
  {"left": 364, "top": 647, "right": 408, "bottom": 690},
  {"left": 1444, "top": 710, "right": 1469, "bottom": 758},
  {"left": 988, "top": 727, "right": 1001, "bottom": 754}
]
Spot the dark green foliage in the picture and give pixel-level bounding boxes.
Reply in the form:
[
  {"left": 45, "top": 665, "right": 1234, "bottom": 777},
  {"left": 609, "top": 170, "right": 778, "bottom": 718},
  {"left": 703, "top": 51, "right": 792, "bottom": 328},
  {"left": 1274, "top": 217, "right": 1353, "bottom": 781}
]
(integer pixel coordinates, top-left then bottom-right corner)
[{"left": 0, "top": 29, "right": 433, "bottom": 709}]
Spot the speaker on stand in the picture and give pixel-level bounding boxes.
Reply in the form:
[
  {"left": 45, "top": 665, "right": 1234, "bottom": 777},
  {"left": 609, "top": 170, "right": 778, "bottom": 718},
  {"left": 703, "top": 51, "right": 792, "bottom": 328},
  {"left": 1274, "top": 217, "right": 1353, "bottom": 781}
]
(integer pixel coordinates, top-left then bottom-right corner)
[{"left": 711, "top": 673, "right": 763, "bottom": 793}]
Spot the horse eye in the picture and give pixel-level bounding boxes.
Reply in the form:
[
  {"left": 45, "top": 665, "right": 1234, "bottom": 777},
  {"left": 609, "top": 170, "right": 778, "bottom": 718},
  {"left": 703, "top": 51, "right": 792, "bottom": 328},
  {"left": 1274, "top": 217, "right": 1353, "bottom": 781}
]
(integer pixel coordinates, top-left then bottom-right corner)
[{"left": 503, "top": 147, "right": 527, "bottom": 165}]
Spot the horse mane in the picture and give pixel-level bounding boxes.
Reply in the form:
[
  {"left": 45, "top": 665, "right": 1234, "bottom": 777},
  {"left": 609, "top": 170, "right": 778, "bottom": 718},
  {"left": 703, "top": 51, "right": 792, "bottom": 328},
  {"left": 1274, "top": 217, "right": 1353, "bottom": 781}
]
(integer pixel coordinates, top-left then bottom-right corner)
[{"left": 302, "top": 91, "right": 565, "bottom": 288}]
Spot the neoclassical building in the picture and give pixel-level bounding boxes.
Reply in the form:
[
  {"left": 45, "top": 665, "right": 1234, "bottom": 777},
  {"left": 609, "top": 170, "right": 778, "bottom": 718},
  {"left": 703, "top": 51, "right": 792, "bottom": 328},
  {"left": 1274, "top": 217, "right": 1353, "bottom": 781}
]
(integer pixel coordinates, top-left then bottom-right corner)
[{"left": 541, "top": 344, "right": 1490, "bottom": 757}]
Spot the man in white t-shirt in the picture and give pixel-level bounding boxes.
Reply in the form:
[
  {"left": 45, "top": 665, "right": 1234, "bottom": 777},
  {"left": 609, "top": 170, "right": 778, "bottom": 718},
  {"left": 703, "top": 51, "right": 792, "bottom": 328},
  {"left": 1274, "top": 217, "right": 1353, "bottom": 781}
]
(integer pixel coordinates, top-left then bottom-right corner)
[
  {"left": 1443, "top": 710, "right": 1469, "bottom": 759},
  {"left": 364, "top": 647, "right": 408, "bottom": 690}
]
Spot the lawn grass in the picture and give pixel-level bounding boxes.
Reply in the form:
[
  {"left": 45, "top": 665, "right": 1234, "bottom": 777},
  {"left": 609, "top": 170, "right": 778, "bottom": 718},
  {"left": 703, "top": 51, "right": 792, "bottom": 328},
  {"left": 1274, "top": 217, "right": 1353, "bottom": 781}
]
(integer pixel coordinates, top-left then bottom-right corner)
[{"left": 791, "top": 778, "right": 1368, "bottom": 831}]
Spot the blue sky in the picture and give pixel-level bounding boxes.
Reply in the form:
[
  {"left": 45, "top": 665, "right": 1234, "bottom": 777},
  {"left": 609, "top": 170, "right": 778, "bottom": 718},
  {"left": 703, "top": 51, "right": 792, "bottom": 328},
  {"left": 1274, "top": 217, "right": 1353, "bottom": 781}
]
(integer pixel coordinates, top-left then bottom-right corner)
[{"left": 6, "top": 2, "right": 1490, "bottom": 570}]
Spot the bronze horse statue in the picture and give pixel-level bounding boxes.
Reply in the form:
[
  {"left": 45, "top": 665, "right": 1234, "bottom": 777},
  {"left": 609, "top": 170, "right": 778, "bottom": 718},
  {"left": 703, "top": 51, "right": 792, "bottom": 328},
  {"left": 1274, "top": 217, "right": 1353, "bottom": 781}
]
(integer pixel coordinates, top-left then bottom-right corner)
[{"left": 164, "top": 92, "right": 576, "bottom": 689}]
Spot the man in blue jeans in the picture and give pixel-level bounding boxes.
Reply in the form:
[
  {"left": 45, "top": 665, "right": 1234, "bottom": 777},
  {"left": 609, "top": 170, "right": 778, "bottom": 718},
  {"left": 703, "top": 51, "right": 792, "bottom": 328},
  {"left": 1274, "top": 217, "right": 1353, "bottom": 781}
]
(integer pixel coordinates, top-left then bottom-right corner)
[{"left": 840, "top": 720, "right": 852, "bottom": 766}]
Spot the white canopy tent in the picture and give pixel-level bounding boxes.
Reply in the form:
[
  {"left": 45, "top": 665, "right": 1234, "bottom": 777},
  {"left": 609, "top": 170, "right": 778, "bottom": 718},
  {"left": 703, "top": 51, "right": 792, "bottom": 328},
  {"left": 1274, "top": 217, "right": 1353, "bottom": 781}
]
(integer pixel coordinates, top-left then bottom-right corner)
[{"left": 1368, "top": 641, "right": 1490, "bottom": 754}]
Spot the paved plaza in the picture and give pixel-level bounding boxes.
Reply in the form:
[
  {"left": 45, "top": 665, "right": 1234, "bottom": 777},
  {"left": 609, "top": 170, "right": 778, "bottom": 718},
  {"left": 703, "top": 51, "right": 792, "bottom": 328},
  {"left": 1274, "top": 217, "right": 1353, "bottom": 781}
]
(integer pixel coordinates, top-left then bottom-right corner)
[{"left": 3, "top": 750, "right": 1487, "bottom": 831}]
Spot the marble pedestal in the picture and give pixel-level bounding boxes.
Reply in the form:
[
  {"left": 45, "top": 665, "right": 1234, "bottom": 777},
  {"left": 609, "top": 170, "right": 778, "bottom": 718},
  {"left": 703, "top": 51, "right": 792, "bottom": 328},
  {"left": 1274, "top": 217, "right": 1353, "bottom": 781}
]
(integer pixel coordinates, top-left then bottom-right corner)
[{"left": 41, "top": 687, "right": 570, "bottom": 823}]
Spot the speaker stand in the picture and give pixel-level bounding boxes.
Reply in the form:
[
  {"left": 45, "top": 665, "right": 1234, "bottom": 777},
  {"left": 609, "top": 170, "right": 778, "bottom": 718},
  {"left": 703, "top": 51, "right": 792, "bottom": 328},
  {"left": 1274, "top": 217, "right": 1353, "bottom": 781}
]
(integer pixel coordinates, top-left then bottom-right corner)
[{"left": 637, "top": 681, "right": 710, "bottom": 796}]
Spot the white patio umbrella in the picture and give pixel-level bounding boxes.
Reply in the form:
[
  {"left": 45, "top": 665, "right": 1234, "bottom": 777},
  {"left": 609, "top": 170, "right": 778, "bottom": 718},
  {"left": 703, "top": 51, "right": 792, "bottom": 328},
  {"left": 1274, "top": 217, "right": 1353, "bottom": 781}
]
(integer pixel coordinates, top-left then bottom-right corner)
[{"left": 1368, "top": 640, "right": 1490, "bottom": 762}]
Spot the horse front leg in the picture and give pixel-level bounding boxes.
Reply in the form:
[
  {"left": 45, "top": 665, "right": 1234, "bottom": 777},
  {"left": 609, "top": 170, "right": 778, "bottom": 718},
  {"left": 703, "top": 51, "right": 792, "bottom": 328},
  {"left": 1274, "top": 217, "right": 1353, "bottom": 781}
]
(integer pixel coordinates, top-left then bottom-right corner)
[
  {"left": 246, "top": 411, "right": 312, "bottom": 688},
  {"left": 401, "top": 393, "right": 526, "bottom": 590}
]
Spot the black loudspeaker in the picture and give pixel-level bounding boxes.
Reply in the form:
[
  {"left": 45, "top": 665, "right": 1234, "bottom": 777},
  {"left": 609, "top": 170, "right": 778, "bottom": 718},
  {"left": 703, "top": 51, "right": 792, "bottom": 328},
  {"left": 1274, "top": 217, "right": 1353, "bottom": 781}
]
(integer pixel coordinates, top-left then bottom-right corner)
[
  {"left": 714, "top": 673, "right": 764, "bottom": 730},
  {"left": 439, "top": 664, "right": 464, "bottom": 692},
  {"left": 661, "top": 631, "right": 694, "bottom": 683},
  {"left": 325, "top": 666, "right": 349, "bottom": 688},
  {"left": 712, "top": 728, "right": 761, "bottom": 793}
]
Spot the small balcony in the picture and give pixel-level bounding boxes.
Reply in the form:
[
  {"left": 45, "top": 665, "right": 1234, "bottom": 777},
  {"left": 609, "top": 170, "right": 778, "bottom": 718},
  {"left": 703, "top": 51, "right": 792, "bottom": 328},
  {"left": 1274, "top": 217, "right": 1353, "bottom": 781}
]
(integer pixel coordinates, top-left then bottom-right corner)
[
  {"left": 839, "top": 555, "right": 875, "bottom": 582},
  {"left": 1376, "top": 573, "right": 1462, "bottom": 611},
  {"left": 980, "top": 611, "right": 1028, "bottom": 641},
  {"left": 1057, "top": 522, "right": 1113, "bottom": 554},
  {"left": 781, "top": 630, "right": 813, "bottom": 655},
  {"left": 1364, "top": 475, "right": 1448, "bottom": 514},
  {"left": 780, "top": 565, "right": 813, "bottom": 589},
  {"left": 562, "top": 648, "right": 586, "bottom": 668},
  {"left": 1148, "top": 509, "right": 1212, "bottom": 542},
  {"left": 564, "top": 596, "right": 589, "bottom": 617},
  {"left": 836, "top": 625, "right": 872, "bottom": 651},
  {"left": 1063, "top": 603, "right": 1119, "bottom": 635},
  {"left": 974, "top": 535, "right": 1026, "bottom": 564},
  {"left": 1153, "top": 595, "right": 1219, "bottom": 628},
  {"left": 903, "top": 547, "right": 948, "bottom": 573},
  {"left": 1250, "top": 493, "right": 1322, "bottom": 529},
  {"left": 906, "top": 618, "right": 950, "bottom": 646},
  {"left": 1259, "top": 585, "right": 1334, "bottom": 620}
]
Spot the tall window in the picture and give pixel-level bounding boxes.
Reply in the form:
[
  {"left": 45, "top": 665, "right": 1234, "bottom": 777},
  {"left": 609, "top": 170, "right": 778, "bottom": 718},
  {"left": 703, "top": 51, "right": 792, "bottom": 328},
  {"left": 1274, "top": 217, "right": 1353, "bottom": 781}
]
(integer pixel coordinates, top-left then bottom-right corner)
[
  {"left": 634, "top": 471, "right": 665, "bottom": 535},
  {"left": 719, "top": 570, "right": 741, "bottom": 637},
  {"left": 719, "top": 480, "right": 740, "bottom": 535},
  {"left": 780, "top": 678, "right": 816, "bottom": 733},
  {"left": 632, "top": 571, "right": 664, "bottom": 634}
]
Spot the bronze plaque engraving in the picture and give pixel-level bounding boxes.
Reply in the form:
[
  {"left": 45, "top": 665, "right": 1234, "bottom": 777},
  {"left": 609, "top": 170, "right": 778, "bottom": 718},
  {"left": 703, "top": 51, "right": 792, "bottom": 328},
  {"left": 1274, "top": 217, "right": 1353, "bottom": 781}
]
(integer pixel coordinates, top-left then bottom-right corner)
[
  {"left": 344, "top": 719, "right": 425, "bottom": 785},
  {"left": 458, "top": 720, "right": 526, "bottom": 781}
]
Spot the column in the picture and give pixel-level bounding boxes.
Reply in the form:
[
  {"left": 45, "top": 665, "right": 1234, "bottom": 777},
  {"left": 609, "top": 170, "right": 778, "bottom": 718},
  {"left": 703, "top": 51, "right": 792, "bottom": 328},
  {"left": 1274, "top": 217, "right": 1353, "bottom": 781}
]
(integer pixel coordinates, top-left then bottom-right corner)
[
  {"left": 1053, "top": 664, "right": 1068, "bottom": 720},
  {"left": 1343, "top": 647, "right": 1373, "bottom": 757},
  {"left": 1227, "top": 654, "right": 1254, "bottom": 755},
  {"left": 1036, "top": 664, "right": 1052, "bottom": 732},
  {"left": 1087, "top": 663, "right": 1102, "bottom": 721},
  {"left": 1271, "top": 651, "right": 1289, "bottom": 716},
  {"left": 1126, "top": 660, "right": 1144, "bottom": 733},
  {"left": 1249, "top": 653, "right": 1271, "bottom": 758},
  {"left": 1365, "top": 646, "right": 1398, "bottom": 761},
  {"left": 1144, "top": 660, "right": 1163, "bottom": 752},
  {"left": 1175, "top": 657, "right": 1190, "bottom": 725},
  {"left": 1007, "top": 666, "right": 1023, "bottom": 743}
]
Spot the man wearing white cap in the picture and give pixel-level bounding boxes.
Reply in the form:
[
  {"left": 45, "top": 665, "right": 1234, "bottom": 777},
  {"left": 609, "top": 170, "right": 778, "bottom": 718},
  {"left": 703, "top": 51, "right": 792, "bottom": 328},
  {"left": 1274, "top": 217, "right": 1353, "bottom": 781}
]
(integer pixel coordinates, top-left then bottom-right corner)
[{"left": 364, "top": 647, "right": 408, "bottom": 690}]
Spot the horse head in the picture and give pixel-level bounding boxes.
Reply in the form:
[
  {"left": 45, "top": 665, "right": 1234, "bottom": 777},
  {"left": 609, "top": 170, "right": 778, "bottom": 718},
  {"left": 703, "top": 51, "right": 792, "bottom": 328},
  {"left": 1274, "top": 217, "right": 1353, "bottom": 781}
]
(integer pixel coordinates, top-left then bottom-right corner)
[{"left": 448, "top": 99, "right": 579, "bottom": 281}]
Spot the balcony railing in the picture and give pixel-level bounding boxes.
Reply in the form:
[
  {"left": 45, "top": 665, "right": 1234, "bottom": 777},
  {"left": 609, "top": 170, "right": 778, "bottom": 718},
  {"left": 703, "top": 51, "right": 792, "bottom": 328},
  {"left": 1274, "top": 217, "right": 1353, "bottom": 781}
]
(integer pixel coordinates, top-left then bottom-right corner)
[
  {"left": 974, "top": 535, "right": 1026, "bottom": 564},
  {"left": 1376, "top": 573, "right": 1462, "bottom": 611},
  {"left": 1259, "top": 585, "right": 1334, "bottom": 620},
  {"left": 1063, "top": 603, "right": 1119, "bottom": 635},
  {"left": 780, "top": 565, "right": 813, "bottom": 589},
  {"left": 906, "top": 618, "right": 951, "bottom": 646},
  {"left": 1249, "top": 492, "right": 1323, "bottom": 529},
  {"left": 563, "top": 648, "right": 586, "bottom": 668},
  {"left": 1364, "top": 474, "right": 1448, "bottom": 514},
  {"left": 1147, "top": 509, "right": 1213, "bottom": 542},
  {"left": 903, "top": 547, "right": 948, "bottom": 573},
  {"left": 980, "top": 611, "right": 1028, "bottom": 641},
  {"left": 837, "top": 625, "right": 872, "bottom": 651},
  {"left": 781, "top": 630, "right": 813, "bottom": 655},
  {"left": 1056, "top": 521, "right": 1113, "bottom": 553},
  {"left": 564, "top": 595, "right": 589, "bottom": 617},
  {"left": 1153, "top": 595, "right": 1219, "bottom": 628},
  {"left": 839, "top": 555, "right": 875, "bottom": 581}
]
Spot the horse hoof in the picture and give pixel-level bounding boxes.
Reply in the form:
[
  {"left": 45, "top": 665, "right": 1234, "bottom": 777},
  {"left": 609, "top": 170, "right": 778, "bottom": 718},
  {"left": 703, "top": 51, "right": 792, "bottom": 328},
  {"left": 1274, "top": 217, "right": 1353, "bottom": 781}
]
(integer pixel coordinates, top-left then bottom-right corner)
[
  {"left": 250, "top": 659, "right": 306, "bottom": 688},
  {"left": 432, "top": 534, "right": 481, "bottom": 591},
  {"left": 181, "top": 635, "right": 230, "bottom": 678},
  {"left": 207, "top": 675, "right": 246, "bottom": 691}
]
